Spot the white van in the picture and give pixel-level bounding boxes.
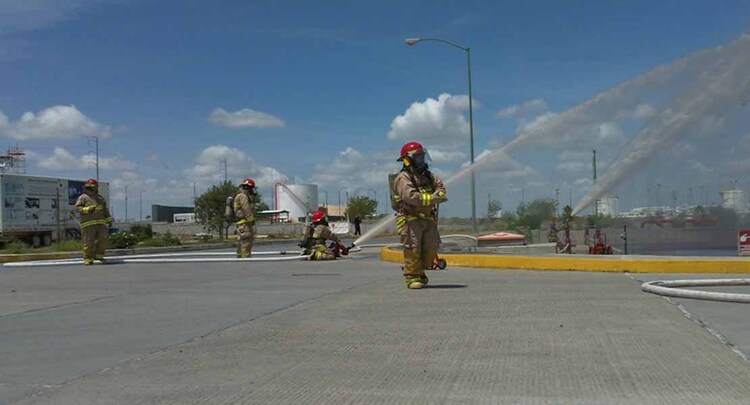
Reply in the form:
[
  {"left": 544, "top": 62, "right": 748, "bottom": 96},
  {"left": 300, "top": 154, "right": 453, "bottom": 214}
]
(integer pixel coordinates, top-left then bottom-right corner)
[{"left": 173, "top": 213, "right": 196, "bottom": 223}]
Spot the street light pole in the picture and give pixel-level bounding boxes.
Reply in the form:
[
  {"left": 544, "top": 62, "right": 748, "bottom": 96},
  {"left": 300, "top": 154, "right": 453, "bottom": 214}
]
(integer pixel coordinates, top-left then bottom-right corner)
[
  {"left": 124, "top": 184, "right": 129, "bottom": 223},
  {"left": 406, "top": 37, "right": 477, "bottom": 234}
]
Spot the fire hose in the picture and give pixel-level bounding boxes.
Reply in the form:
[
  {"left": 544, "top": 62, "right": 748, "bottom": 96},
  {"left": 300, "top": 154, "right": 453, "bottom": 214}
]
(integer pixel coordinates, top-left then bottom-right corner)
[{"left": 641, "top": 279, "right": 750, "bottom": 303}]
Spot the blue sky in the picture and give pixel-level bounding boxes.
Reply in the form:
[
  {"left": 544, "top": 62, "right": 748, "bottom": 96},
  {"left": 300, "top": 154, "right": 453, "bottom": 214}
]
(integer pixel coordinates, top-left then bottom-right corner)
[{"left": 1, "top": 0, "right": 749, "bottom": 219}]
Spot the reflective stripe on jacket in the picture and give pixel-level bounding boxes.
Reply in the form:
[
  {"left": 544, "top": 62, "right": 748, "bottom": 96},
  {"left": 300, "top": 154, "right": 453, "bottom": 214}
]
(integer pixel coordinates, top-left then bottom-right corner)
[
  {"left": 75, "top": 193, "right": 112, "bottom": 228},
  {"left": 392, "top": 169, "right": 446, "bottom": 218}
]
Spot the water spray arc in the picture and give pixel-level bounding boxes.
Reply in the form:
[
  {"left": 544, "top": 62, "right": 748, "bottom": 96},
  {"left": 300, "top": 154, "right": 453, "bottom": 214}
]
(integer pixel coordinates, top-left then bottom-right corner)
[
  {"left": 572, "top": 36, "right": 750, "bottom": 215},
  {"left": 354, "top": 36, "right": 750, "bottom": 247}
]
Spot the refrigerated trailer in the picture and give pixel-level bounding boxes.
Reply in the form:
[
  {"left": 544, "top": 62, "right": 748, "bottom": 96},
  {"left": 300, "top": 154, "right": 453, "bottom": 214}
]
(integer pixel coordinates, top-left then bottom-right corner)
[{"left": 0, "top": 174, "right": 110, "bottom": 247}]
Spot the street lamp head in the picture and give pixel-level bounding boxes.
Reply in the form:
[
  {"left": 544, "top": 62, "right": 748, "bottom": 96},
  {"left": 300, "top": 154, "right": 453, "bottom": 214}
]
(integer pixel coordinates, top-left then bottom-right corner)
[{"left": 405, "top": 38, "right": 421, "bottom": 46}]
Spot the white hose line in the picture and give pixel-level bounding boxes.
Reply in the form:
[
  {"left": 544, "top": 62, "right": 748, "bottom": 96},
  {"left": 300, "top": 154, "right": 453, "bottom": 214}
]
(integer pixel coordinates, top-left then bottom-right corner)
[
  {"left": 4, "top": 254, "right": 313, "bottom": 268},
  {"left": 555, "top": 244, "right": 571, "bottom": 254},
  {"left": 641, "top": 279, "right": 750, "bottom": 303},
  {"left": 0, "top": 250, "right": 305, "bottom": 265},
  {"left": 107, "top": 250, "right": 303, "bottom": 259}
]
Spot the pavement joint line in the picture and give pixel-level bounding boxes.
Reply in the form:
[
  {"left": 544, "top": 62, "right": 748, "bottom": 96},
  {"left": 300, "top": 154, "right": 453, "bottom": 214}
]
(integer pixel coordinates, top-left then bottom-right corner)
[
  {"left": 380, "top": 246, "right": 750, "bottom": 273},
  {"left": 625, "top": 273, "right": 750, "bottom": 365},
  {"left": 666, "top": 296, "right": 750, "bottom": 364},
  {"left": 19, "top": 267, "right": 395, "bottom": 402},
  {"left": 0, "top": 294, "right": 122, "bottom": 320}
]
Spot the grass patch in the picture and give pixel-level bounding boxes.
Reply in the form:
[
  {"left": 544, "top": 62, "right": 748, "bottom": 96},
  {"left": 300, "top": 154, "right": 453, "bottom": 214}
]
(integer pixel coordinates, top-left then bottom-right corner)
[{"left": 0, "top": 239, "right": 82, "bottom": 254}]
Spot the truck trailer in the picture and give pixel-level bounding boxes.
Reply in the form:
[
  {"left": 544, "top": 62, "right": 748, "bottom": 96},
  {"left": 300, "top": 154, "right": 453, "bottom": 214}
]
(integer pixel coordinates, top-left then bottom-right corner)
[{"left": 0, "top": 174, "right": 110, "bottom": 247}]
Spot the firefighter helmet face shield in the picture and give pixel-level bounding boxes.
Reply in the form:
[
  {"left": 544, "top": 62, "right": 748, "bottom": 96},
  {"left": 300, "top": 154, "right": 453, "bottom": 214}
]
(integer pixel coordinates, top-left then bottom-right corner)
[{"left": 410, "top": 150, "right": 431, "bottom": 172}]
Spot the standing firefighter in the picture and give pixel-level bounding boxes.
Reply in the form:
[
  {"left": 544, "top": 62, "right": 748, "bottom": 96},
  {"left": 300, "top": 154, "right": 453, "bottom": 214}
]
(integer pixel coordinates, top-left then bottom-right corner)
[
  {"left": 74, "top": 179, "right": 113, "bottom": 265},
  {"left": 233, "top": 178, "right": 257, "bottom": 258},
  {"left": 392, "top": 141, "right": 446, "bottom": 289},
  {"left": 301, "top": 210, "right": 341, "bottom": 260}
]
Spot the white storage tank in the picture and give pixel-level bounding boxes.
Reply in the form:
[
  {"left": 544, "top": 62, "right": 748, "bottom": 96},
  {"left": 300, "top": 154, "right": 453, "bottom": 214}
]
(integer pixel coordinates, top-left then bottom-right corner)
[
  {"left": 596, "top": 196, "right": 619, "bottom": 217},
  {"left": 719, "top": 189, "right": 749, "bottom": 212},
  {"left": 275, "top": 183, "right": 319, "bottom": 222}
]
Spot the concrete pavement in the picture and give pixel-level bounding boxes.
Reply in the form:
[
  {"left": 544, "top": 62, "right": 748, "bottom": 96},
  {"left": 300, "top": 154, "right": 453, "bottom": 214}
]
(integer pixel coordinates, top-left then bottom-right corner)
[{"left": 2, "top": 247, "right": 749, "bottom": 404}]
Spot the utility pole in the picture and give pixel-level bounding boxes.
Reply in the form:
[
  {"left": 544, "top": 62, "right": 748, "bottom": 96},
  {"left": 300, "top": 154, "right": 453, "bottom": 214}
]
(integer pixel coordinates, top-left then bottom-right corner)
[
  {"left": 139, "top": 190, "right": 143, "bottom": 222},
  {"left": 125, "top": 184, "right": 129, "bottom": 223},
  {"left": 555, "top": 188, "right": 559, "bottom": 215},
  {"left": 592, "top": 150, "right": 597, "bottom": 216},
  {"left": 87, "top": 136, "right": 99, "bottom": 181},
  {"left": 569, "top": 188, "right": 572, "bottom": 207},
  {"left": 221, "top": 159, "right": 228, "bottom": 183}
]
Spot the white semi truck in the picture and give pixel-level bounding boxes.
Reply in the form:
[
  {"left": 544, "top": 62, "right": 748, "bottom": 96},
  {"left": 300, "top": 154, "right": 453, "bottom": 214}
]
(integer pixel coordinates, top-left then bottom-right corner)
[{"left": 0, "top": 174, "right": 110, "bottom": 247}]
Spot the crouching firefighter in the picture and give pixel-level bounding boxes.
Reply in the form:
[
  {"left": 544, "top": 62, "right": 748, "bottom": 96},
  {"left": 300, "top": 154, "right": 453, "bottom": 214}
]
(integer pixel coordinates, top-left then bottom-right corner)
[
  {"left": 233, "top": 178, "right": 257, "bottom": 258},
  {"left": 300, "top": 210, "right": 342, "bottom": 260},
  {"left": 392, "top": 141, "right": 446, "bottom": 289},
  {"left": 75, "top": 178, "right": 113, "bottom": 265}
]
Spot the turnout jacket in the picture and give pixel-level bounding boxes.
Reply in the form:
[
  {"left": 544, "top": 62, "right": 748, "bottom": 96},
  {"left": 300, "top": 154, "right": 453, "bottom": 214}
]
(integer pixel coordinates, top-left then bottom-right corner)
[
  {"left": 312, "top": 224, "right": 340, "bottom": 246},
  {"left": 233, "top": 191, "right": 256, "bottom": 225},
  {"left": 75, "top": 193, "right": 113, "bottom": 228},
  {"left": 392, "top": 169, "right": 446, "bottom": 219}
]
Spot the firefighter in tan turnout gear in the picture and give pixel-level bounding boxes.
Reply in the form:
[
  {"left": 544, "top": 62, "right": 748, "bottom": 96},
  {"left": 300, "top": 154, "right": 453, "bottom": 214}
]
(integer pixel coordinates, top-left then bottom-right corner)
[
  {"left": 392, "top": 141, "right": 446, "bottom": 289},
  {"left": 302, "top": 210, "right": 341, "bottom": 260},
  {"left": 233, "top": 178, "right": 257, "bottom": 258},
  {"left": 74, "top": 179, "right": 113, "bottom": 265}
]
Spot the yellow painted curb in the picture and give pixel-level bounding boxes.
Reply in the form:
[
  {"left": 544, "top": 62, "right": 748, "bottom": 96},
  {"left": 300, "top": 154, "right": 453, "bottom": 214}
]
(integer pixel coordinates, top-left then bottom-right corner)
[
  {"left": 380, "top": 246, "right": 750, "bottom": 274},
  {"left": 0, "top": 253, "right": 74, "bottom": 264}
]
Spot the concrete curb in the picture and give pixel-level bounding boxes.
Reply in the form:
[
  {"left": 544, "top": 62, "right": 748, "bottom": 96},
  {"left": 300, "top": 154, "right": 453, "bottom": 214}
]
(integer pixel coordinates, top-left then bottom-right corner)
[
  {"left": 0, "top": 239, "right": 297, "bottom": 264},
  {"left": 380, "top": 246, "right": 750, "bottom": 273}
]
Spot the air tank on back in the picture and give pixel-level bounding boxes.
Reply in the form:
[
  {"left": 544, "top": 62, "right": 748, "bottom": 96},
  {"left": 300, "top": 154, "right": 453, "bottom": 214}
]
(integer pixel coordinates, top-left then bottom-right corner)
[{"left": 275, "top": 183, "right": 319, "bottom": 222}]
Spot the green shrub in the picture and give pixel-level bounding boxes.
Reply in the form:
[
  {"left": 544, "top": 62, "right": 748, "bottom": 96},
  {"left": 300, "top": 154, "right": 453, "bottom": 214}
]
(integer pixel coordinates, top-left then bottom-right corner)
[
  {"left": 138, "top": 232, "right": 182, "bottom": 247},
  {"left": 130, "top": 224, "right": 153, "bottom": 241},
  {"left": 1, "top": 239, "right": 31, "bottom": 253},
  {"left": 52, "top": 239, "right": 82, "bottom": 251},
  {"left": 109, "top": 232, "right": 138, "bottom": 249}
]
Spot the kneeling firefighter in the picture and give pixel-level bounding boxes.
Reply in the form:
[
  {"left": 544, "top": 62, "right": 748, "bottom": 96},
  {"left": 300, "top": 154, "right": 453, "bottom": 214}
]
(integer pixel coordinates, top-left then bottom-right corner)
[
  {"left": 233, "top": 178, "right": 257, "bottom": 258},
  {"left": 392, "top": 141, "right": 446, "bottom": 289},
  {"left": 300, "top": 210, "right": 342, "bottom": 260}
]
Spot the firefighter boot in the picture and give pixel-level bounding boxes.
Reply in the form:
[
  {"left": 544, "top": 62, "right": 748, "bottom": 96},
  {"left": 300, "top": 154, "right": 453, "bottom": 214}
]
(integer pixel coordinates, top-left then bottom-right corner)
[{"left": 405, "top": 277, "right": 423, "bottom": 289}]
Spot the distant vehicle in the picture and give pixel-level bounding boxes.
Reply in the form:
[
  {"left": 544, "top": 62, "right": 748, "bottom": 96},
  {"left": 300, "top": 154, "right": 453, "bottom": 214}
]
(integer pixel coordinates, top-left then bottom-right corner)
[
  {"left": 0, "top": 173, "right": 110, "bottom": 247},
  {"left": 173, "top": 213, "right": 196, "bottom": 223}
]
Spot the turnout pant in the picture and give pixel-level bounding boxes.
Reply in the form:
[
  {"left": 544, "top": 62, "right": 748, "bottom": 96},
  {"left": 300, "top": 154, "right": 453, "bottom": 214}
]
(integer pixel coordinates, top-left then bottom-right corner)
[
  {"left": 82, "top": 224, "right": 108, "bottom": 261},
  {"left": 400, "top": 217, "right": 439, "bottom": 281},
  {"left": 236, "top": 222, "right": 255, "bottom": 258},
  {"left": 311, "top": 244, "right": 336, "bottom": 260}
]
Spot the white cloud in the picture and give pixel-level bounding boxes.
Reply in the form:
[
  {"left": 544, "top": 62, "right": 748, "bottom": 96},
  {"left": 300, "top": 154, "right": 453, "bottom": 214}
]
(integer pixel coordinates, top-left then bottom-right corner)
[
  {"left": 0, "top": 0, "right": 116, "bottom": 35},
  {"left": 310, "top": 147, "right": 396, "bottom": 204},
  {"left": 496, "top": 98, "right": 548, "bottom": 118},
  {"left": 34, "top": 147, "right": 136, "bottom": 172},
  {"left": 616, "top": 103, "right": 657, "bottom": 120},
  {"left": 36, "top": 147, "right": 81, "bottom": 170},
  {"left": 0, "top": 111, "right": 8, "bottom": 131},
  {"left": 518, "top": 112, "right": 557, "bottom": 134},
  {"left": 0, "top": 105, "right": 111, "bottom": 140},
  {"left": 429, "top": 149, "right": 466, "bottom": 164},
  {"left": 209, "top": 108, "right": 285, "bottom": 128},
  {"left": 184, "top": 145, "right": 287, "bottom": 187},
  {"left": 387, "top": 93, "right": 474, "bottom": 149},
  {"left": 82, "top": 154, "right": 138, "bottom": 171}
]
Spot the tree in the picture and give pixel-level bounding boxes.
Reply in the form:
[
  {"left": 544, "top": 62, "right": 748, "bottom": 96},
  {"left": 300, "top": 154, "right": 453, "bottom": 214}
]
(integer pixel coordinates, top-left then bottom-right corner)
[
  {"left": 347, "top": 196, "right": 378, "bottom": 220},
  {"left": 486, "top": 199, "right": 502, "bottom": 220},
  {"left": 516, "top": 199, "right": 557, "bottom": 230},
  {"left": 194, "top": 181, "right": 235, "bottom": 239}
]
